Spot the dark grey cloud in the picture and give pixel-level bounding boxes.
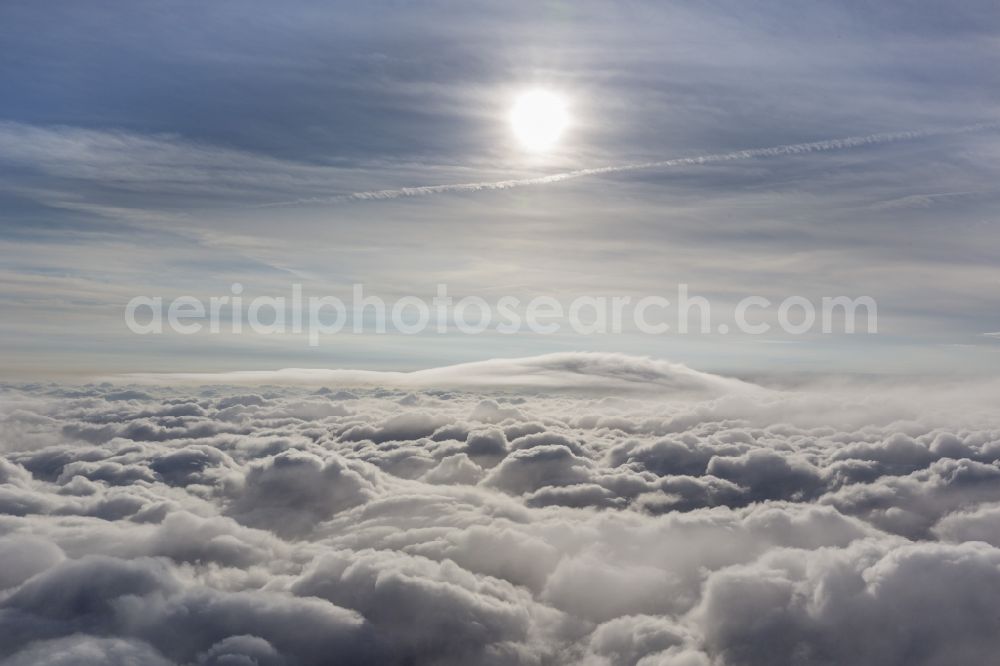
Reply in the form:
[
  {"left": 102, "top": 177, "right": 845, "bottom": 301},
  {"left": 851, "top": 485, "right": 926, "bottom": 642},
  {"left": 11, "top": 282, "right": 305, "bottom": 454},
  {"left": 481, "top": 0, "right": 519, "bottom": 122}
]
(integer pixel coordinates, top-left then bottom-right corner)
[{"left": 0, "top": 635, "right": 174, "bottom": 666}]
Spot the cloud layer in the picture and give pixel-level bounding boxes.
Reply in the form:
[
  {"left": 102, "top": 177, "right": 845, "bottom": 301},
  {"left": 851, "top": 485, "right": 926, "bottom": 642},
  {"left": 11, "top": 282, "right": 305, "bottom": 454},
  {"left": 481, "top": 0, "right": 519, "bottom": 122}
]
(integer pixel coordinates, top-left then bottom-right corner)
[{"left": 3, "top": 354, "right": 1000, "bottom": 664}]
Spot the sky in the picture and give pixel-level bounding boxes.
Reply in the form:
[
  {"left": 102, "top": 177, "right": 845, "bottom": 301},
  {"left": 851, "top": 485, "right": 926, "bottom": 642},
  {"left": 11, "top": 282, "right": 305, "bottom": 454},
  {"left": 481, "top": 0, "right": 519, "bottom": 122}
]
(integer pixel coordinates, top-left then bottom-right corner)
[{"left": 2, "top": 0, "right": 1000, "bottom": 378}]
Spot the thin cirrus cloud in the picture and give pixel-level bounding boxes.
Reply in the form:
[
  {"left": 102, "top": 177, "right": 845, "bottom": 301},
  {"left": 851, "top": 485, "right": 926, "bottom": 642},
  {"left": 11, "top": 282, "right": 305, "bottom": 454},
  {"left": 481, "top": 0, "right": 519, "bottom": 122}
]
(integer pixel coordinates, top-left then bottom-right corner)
[
  {"left": 2, "top": 0, "right": 1000, "bottom": 374},
  {"left": 258, "top": 122, "right": 999, "bottom": 206}
]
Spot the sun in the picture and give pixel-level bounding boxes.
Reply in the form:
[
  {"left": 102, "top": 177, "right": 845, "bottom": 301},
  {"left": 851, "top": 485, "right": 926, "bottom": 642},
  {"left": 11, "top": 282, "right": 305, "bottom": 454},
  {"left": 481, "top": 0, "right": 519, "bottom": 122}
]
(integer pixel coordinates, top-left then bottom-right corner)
[{"left": 509, "top": 89, "right": 569, "bottom": 152}]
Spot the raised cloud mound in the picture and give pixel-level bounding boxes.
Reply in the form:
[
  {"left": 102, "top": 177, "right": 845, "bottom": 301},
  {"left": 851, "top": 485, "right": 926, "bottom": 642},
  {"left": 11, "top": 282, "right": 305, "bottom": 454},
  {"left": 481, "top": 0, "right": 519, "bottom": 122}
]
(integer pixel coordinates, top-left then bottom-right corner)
[
  {"left": 119, "top": 351, "right": 760, "bottom": 396},
  {"left": 2, "top": 354, "right": 1000, "bottom": 664}
]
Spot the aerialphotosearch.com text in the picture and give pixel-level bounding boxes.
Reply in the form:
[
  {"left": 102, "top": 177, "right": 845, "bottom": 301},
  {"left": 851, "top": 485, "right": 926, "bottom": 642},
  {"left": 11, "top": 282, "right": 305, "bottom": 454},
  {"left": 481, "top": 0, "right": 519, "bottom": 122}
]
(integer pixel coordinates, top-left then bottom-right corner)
[{"left": 124, "top": 283, "right": 877, "bottom": 346}]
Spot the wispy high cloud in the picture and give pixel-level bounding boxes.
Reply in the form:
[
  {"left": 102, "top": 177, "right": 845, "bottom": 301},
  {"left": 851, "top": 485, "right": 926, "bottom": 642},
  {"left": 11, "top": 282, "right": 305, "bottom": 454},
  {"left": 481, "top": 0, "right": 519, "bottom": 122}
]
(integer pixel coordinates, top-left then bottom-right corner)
[{"left": 260, "top": 123, "right": 998, "bottom": 206}]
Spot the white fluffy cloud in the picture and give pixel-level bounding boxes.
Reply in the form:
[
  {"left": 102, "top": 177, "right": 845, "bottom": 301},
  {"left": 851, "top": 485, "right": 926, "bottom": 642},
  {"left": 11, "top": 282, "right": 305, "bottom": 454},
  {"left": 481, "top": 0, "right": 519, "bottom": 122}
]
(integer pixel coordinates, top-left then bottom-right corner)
[{"left": 2, "top": 353, "right": 1000, "bottom": 664}]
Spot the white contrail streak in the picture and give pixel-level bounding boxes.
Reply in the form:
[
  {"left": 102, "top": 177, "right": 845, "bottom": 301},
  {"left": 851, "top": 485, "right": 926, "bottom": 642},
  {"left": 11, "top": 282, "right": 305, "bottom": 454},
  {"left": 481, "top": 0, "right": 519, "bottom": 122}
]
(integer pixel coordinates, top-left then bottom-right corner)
[{"left": 260, "top": 122, "right": 996, "bottom": 207}]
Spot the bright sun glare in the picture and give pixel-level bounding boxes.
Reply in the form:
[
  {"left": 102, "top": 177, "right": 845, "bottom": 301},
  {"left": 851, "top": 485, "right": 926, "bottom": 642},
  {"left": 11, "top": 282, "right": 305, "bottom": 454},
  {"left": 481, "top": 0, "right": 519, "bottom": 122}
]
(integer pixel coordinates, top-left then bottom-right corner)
[{"left": 510, "top": 90, "right": 569, "bottom": 152}]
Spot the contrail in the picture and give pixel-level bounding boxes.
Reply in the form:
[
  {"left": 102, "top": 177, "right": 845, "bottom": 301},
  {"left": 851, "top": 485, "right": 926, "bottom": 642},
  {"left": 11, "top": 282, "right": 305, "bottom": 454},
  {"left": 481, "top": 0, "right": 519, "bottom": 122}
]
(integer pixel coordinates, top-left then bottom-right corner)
[{"left": 260, "top": 122, "right": 996, "bottom": 207}]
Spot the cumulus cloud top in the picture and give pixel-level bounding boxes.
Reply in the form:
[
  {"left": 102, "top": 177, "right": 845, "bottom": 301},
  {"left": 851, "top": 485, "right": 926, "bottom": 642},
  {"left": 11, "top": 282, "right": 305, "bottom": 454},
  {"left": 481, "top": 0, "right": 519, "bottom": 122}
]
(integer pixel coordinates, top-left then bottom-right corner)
[
  {"left": 115, "top": 352, "right": 760, "bottom": 396},
  {"left": 3, "top": 355, "right": 1000, "bottom": 664}
]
